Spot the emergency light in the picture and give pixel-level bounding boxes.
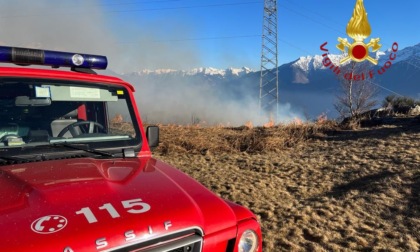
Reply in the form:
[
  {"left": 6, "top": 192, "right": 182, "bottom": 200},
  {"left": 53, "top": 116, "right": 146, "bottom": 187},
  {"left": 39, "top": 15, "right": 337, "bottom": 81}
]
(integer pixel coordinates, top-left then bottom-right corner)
[{"left": 0, "top": 46, "right": 107, "bottom": 70}]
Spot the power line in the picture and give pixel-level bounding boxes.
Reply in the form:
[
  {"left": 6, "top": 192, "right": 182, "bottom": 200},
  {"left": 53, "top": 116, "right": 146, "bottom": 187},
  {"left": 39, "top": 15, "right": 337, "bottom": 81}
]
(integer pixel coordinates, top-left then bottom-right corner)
[
  {"left": 0, "top": 1, "right": 263, "bottom": 19},
  {"left": 68, "top": 0, "right": 184, "bottom": 8},
  {"left": 283, "top": 0, "right": 340, "bottom": 25},
  {"left": 277, "top": 2, "right": 345, "bottom": 37},
  {"left": 367, "top": 80, "right": 404, "bottom": 97},
  {"left": 94, "top": 1, "right": 264, "bottom": 13},
  {"left": 92, "top": 0, "right": 184, "bottom": 6},
  {"left": 118, "top": 34, "right": 261, "bottom": 44}
]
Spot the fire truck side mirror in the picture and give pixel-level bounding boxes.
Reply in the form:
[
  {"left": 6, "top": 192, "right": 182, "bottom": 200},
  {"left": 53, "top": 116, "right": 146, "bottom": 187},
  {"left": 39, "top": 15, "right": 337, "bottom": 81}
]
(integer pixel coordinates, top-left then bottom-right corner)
[{"left": 146, "top": 126, "right": 159, "bottom": 149}]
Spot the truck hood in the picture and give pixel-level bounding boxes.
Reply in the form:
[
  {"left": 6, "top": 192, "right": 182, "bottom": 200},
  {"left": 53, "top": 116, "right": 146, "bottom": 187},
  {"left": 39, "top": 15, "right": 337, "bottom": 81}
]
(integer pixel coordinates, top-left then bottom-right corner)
[{"left": 0, "top": 157, "right": 238, "bottom": 251}]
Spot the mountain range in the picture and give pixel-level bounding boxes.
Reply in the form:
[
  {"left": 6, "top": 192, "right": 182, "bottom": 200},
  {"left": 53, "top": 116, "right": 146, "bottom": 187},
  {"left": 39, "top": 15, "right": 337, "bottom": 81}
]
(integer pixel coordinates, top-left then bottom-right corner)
[{"left": 113, "top": 43, "right": 420, "bottom": 124}]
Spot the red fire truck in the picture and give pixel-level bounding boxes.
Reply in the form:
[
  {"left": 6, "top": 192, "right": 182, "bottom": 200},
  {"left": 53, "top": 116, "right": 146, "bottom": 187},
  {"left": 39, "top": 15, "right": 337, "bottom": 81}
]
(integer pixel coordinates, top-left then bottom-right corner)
[{"left": 0, "top": 46, "right": 262, "bottom": 252}]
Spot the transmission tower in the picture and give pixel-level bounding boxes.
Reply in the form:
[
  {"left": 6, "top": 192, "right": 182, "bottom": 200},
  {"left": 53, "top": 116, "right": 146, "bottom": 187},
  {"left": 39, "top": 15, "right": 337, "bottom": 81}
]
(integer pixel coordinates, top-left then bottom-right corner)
[{"left": 259, "top": 0, "right": 279, "bottom": 123}]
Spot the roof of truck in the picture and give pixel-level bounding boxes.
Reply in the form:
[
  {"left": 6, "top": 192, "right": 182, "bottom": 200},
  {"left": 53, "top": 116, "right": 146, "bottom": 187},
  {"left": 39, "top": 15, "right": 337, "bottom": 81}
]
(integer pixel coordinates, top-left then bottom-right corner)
[{"left": 0, "top": 66, "right": 135, "bottom": 92}]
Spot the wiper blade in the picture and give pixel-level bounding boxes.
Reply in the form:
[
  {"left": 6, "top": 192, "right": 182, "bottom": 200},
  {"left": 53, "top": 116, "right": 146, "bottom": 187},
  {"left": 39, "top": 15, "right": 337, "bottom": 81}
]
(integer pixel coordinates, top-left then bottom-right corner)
[{"left": 51, "top": 142, "right": 115, "bottom": 158}]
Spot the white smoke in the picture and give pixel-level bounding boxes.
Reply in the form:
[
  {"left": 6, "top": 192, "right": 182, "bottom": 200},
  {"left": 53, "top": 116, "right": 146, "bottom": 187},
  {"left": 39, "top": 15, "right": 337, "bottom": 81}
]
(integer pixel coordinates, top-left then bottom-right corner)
[
  {"left": 120, "top": 72, "right": 306, "bottom": 126},
  {"left": 0, "top": 0, "right": 305, "bottom": 126},
  {"left": 0, "top": 0, "right": 200, "bottom": 72}
]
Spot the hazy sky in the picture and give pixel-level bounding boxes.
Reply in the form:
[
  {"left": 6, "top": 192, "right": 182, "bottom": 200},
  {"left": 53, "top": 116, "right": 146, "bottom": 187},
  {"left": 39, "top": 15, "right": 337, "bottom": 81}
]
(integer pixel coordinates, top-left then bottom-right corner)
[{"left": 0, "top": 0, "right": 419, "bottom": 72}]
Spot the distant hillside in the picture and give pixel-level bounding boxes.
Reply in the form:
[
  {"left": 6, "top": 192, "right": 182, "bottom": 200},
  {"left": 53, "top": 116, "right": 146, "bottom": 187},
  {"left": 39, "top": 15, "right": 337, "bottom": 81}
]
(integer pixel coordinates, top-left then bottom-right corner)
[{"left": 115, "top": 43, "right": 420, "bottom": 123}]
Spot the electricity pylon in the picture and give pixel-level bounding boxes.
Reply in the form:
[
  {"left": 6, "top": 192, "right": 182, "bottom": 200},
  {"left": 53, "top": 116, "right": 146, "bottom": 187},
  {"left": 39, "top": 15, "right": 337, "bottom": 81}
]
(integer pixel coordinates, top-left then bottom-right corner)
[{"left": 259, "top": 0, "right": 279, "bottom": 123}]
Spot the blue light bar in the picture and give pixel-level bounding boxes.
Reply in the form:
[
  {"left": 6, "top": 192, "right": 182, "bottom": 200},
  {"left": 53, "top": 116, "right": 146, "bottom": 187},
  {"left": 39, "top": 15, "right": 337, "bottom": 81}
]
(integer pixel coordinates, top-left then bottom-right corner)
[{"left": 0, "top": 46, "right": 107, "bottom": 70}]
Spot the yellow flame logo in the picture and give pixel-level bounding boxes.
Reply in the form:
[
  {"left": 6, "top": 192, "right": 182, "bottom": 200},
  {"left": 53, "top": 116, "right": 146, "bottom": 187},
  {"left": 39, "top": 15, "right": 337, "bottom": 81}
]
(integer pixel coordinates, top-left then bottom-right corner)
[{"left": 337, "top": 0, "right": 381, "bottom": 64}]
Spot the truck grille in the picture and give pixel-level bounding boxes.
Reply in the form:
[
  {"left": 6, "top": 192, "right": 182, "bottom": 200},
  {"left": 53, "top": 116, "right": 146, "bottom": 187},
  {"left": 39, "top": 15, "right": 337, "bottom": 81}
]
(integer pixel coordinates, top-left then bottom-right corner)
[
  {"left": 107, "top": 229, "right": 203, "bottom": 252},
  {"left": 146, "top": 234, "right": 202, "bottom": 252}
]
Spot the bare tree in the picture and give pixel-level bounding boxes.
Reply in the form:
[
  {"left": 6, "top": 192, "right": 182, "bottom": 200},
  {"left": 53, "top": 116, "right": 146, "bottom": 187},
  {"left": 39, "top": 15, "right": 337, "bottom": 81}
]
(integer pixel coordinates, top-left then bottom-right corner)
[{"left": 334, "top": 61, "right": 378, "bottom": 123}]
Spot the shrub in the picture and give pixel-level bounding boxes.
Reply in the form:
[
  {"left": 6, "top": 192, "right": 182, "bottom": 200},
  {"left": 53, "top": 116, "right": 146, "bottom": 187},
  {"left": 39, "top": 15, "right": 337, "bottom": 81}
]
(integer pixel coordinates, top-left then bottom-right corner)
[{"left": 382, "top": 95, "right": 420, "bottom": 114}]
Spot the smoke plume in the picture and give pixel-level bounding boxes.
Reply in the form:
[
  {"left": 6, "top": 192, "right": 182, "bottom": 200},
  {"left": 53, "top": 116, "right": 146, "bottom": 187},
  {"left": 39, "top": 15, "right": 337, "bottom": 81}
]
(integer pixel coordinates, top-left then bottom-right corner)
[
  {"left": 0, "top": 0, "right": 305, "bottom": 126},
  {"left": 0, "top": 0, "right": 200, "bottom": 72}
]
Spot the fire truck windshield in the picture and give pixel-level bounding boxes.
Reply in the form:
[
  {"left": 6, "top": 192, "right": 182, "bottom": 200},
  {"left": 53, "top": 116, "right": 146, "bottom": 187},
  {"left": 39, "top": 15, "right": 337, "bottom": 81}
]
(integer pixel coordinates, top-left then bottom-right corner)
[{"left": 0, "top": 78, "right": 141, "bottom": 156}]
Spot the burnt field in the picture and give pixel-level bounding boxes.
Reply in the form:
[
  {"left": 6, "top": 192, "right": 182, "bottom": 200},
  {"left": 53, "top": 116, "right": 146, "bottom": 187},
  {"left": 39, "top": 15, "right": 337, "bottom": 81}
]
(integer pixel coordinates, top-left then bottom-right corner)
[{"left": 152, "top": 117, "right": 420, "bottom": 251}]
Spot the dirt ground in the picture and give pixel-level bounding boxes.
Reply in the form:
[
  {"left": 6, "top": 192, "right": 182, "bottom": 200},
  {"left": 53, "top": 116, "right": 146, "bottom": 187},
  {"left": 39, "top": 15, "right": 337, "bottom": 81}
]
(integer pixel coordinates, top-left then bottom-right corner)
[{"left": 153, "top": 117, "right": 420, "bottom": 251}]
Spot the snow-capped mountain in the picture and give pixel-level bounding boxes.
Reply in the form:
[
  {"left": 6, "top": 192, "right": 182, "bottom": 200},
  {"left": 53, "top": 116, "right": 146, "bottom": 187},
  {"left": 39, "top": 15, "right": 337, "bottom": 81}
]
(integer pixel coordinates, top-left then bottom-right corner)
[
  {"left": 378, "top": 43, "right": 420, "bottom": 65},
  {"left": 128, "top": 43, "right": 419, "bottom": 80},
  {"left": 288, "top": 43, "right": 419, "bottom": 83},
  {"left": 127, "top": 42, "right": 419, "bottom": 81},
  {"left": 134, "top": 67, "right": 254, "bottom": 77},
  {"left": 292, "top": 54, "right": 342, "bottom": 73},
  {"left": 116, "top": 43, "right": 419, "bottom": 122}
]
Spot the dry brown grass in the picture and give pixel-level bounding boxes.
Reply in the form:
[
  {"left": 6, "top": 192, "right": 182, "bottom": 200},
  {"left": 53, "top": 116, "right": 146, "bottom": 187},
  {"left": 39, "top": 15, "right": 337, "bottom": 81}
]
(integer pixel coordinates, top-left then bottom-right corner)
[
  {"left": 155, "top": 120, "right": 340, "bottom": 155},
  {"left": 152, "top": 116, "right": 420, "bottom": 251}
]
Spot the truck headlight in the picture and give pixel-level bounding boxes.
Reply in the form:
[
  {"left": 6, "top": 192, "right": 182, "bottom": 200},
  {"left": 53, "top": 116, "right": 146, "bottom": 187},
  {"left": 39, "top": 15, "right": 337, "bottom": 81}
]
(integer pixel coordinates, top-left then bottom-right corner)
[{"left": 238, "top": 229, "right": 258, "bottom": 252}]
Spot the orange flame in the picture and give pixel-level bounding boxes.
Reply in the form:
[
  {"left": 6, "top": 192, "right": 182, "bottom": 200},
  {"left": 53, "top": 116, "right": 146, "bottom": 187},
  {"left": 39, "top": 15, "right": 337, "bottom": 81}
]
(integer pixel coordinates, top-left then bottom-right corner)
[
  {"left": 292, "top": 117, "right": 303, "bottom": 126},
  {"left": 111, "top": 113, "right": 124, "bottom": 123},
  {"left": 244, "top": 121, "right": 254, "bottom": 129},
  {"left": 263, "top": 116, "right": 275, "bottom": 128},
  {"left": 316, "top": 113, "right": 328, "bottom": 124}
]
